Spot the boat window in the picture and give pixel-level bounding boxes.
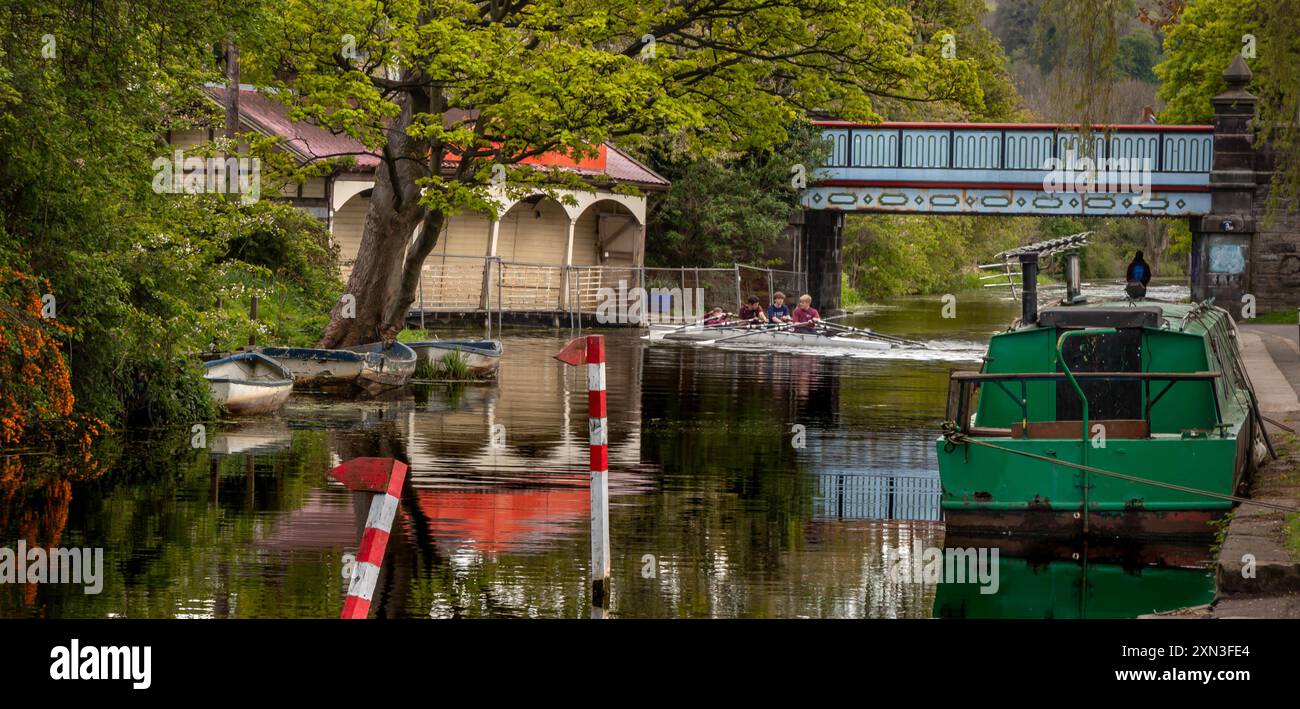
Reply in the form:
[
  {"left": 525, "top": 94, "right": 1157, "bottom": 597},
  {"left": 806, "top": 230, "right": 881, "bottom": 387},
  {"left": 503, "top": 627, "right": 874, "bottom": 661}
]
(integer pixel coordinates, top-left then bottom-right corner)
[{"left": 1056, "top": 329, "right": 1142, "bottom": 421}]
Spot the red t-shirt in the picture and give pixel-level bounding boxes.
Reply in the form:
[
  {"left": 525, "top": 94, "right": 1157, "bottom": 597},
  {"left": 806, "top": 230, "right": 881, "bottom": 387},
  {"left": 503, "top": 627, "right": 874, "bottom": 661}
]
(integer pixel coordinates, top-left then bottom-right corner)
[{"left": 792, "top": 306, "right": 819, "bottom": 330}]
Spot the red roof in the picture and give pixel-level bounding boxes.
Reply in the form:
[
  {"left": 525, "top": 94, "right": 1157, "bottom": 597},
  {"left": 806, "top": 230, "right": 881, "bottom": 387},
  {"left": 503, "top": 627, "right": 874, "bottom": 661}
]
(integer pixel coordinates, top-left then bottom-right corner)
[{"left": 204, "top": 86, "right": 668, "bottom": 188}]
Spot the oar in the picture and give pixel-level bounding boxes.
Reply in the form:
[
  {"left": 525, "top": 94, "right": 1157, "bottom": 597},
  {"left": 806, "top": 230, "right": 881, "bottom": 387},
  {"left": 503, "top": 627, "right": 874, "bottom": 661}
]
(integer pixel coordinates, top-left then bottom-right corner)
[
  {"left": 819, "top": 320, "right": 927, "bottom": 348},
  {"left": 700, "top": 321, "right": 798, "bottom": 345}
]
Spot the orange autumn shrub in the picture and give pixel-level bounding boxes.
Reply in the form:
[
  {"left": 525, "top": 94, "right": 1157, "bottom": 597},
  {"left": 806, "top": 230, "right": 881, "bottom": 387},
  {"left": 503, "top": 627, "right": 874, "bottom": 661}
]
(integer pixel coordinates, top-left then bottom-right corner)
[{"left": 0, "top": 269, "right": 107, "bottom": 455}]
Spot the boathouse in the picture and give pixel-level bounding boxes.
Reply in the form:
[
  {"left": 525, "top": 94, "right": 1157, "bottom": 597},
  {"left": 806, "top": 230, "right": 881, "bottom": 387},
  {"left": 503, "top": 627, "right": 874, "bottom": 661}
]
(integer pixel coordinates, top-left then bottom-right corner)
[{"left": 166, "top": 86, "right": 670, "bottom": 317}]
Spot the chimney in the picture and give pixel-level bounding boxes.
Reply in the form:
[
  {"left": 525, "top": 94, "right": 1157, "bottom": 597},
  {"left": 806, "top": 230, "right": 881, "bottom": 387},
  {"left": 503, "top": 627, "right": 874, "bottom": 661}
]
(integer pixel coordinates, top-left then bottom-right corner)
[{"left": 1064, "top": 252, "right": 1083, "bottom": 304}]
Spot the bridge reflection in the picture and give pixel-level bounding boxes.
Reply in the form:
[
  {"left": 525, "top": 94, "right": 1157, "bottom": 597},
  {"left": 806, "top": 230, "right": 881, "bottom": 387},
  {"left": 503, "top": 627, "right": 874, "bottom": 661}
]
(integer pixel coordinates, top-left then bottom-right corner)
[{"left": 814, "top": 471, "right": 941, "bottom": 521}]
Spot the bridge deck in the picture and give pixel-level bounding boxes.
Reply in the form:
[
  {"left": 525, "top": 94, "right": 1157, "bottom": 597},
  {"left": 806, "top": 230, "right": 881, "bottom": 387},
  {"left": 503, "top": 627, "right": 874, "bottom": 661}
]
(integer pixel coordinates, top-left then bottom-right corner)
[{"left": 806, "top": 122, "right": 1213, "bottom": 217}]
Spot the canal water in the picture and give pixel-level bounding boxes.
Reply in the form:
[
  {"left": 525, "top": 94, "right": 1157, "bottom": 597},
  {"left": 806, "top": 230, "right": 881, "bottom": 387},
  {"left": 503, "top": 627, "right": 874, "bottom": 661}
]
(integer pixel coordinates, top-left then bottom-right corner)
[{"left": 0, "top": 284, "right": 1215, "bottom": 618}]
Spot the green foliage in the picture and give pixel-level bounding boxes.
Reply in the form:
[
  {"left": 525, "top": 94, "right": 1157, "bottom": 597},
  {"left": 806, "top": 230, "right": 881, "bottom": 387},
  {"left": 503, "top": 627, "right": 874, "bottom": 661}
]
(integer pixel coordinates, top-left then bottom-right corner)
[
  {"left": 1155, "top": 0, "right": 1300, "bottom": 212},
  {"left": 892, "top": 0, "right": 1028, "bottom": 121},
  {"left": 1249, "top": 309, "right": 1300, "bottom": 324},
  {"left": 646, "top": 122, "right": 827, "bottom": 268},
  {"left": 834, "top": 2, "right": 1033, "bottom": 301},
  {"left": 0, "top": 1, "right": 341, "bottom": 426},
  {"left": 842, "top": 215, "right": 1019, "bottom": 300},
  {"left": 245, "top": 0, "right": 988, "bottom": 177},
  {"left": 397, "top": 328, "right": 432, "bottom": 343},
  {"left": 1154, "top": 0, "right": 1258, "bottom": 124},
  {"left": 1116, "top": 30, "right": 1160, "bottom": 83}
]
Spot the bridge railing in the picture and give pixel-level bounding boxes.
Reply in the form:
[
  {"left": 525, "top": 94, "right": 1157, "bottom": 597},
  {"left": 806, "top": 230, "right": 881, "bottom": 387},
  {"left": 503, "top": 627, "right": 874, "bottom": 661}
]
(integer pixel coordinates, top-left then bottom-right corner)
[{"left": 816, "top": 121, "right": 1213, "bottom": 184}]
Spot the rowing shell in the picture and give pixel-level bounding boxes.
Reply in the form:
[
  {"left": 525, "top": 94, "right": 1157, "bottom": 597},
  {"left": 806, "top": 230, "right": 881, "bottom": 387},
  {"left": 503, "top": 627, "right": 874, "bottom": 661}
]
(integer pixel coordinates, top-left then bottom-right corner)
[{"left": 661, "top": 325, "right": 892, "bottom": 350}]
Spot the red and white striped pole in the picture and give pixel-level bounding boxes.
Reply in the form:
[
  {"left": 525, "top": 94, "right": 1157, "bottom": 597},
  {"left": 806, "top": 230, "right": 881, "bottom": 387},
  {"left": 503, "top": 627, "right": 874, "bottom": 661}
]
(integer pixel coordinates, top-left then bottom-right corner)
[
  {"left": 556, "top": 334, "right": 610, "bottom": 609},
  {"left": 330, "top": 457, "right": 409, "bottom": 619}
]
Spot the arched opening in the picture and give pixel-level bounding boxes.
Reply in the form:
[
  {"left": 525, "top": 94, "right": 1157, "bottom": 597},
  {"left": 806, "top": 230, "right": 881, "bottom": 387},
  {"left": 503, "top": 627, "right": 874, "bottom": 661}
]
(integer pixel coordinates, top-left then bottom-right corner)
[
  {"left": 331, "top": 189, "right": 373, "bottom": 271},
  {"left": 495, "top": 195, "right": 572, "bottom": 264},
  {"left": 573, "top": 199, "right": 642, "bottom": 267}
]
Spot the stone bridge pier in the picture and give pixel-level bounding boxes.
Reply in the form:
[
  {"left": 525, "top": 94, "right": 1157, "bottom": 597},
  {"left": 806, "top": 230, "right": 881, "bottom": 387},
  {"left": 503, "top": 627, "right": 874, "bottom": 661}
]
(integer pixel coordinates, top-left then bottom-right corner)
[{"left": 1194, "top": 56, "right": 1300, "bottom": 312}]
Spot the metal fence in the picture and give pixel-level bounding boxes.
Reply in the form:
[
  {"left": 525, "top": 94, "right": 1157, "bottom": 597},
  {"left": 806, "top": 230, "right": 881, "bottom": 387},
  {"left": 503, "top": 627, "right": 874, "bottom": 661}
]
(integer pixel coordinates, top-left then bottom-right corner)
[{"left": 384, "top": 256, "right": 807, "bottom": 321}]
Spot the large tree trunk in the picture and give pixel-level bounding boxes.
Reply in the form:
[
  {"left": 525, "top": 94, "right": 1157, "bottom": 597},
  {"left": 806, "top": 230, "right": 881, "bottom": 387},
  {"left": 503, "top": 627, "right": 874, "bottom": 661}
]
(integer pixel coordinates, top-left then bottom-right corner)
[{"left": 317, "top": 85, "right": 446, "bottom": 348}]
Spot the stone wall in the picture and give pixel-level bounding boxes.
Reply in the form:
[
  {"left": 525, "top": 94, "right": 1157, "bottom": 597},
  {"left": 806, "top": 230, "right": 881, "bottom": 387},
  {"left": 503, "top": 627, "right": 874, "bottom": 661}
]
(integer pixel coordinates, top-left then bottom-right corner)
[{"left": 1252, "top": 186, "right": 1300, "bottom": 311}]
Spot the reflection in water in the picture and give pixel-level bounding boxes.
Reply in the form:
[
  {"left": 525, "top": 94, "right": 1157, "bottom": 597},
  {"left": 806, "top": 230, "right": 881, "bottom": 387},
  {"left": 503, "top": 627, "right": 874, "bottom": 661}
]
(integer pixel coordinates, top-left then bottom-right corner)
[
  {"left": 935, "top": 537, "right": 1215, "bottom": 619},
  {"left": 816, "top": 473, "right": 941, "bottom": 521},
  {"left": 0, "top": 287, "right": 1212, "bottom": 618}
]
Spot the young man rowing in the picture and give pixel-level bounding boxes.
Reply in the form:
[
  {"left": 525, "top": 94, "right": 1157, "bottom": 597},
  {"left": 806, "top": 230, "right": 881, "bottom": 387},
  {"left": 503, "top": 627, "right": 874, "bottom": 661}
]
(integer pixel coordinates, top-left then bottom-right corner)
[
  {"left": 791, "top": 294, "right": 821, "bottom": 332},
  {"left": 738, "top": 296, "right": 768, "bottom": 324},
  {"left": 767, "top": 292, "right": 792, "bottom": 323}
]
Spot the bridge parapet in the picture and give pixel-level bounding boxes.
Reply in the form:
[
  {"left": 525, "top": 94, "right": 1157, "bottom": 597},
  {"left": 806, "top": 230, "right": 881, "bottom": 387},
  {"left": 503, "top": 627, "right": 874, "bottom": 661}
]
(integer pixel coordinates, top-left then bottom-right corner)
[{"left": 806, "top": 121, "right": 1213, "bottom": 217}]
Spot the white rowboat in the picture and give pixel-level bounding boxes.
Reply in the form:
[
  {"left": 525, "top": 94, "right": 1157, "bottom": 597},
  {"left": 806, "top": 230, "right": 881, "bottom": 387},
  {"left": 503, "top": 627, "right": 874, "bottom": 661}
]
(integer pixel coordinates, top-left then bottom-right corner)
[
  {"left": 260, "top": 341, "right": 417, "bottom": 394},
  {"left": 203, "top": 352, "right": 295, "bottom": 415},
  {"left": 408, "top": 339, "right": 502, "bottom": 378}
]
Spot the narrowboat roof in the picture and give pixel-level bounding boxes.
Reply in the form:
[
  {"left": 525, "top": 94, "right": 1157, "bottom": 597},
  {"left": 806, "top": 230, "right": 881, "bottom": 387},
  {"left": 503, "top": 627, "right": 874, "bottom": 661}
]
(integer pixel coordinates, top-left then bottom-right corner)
[{"left": 1020, "top": 300, "right": 1228, "bottom": 335}]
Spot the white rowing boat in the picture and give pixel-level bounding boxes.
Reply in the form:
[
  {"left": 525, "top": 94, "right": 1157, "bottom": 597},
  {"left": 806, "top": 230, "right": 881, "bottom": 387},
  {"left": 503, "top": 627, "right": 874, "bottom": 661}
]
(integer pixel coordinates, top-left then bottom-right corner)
[
  {"left": 407, "top": 339, "right": 502, "bottom": 378},
  {"left": 203, "top": 352, "right": 295, "bottom": 415},
  {"left": 659, "top": 324, "right": 893, "bottom": 350}
]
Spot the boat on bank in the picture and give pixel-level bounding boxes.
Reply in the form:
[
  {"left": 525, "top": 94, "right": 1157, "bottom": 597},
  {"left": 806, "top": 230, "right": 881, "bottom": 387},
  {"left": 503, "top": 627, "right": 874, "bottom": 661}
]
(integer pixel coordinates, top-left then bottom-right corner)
[
  {"left": 259, "top": 341, "right": 417, "bottom": 394},
  {"left": 407, "top": 339, "right": 502, "bottom": 378},
  {"left": 656, "top": 323, "right": 894, "bottom": 350},
  {"left": 203, "top": 352, "right": 295, "bottom": 415},
  {"left": 937, "top": 240, "right": 1271, "bottom": 540}
]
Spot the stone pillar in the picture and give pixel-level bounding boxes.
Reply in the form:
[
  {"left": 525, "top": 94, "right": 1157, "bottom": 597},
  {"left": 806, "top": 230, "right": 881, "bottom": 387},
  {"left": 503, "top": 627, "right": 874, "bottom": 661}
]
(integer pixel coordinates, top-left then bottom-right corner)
[
  {"left": 1191, "top": 54, "right": 1257, "bottom": 310},
  {"left": 803, "top": 209, "right": 844, "bottom": 315}
]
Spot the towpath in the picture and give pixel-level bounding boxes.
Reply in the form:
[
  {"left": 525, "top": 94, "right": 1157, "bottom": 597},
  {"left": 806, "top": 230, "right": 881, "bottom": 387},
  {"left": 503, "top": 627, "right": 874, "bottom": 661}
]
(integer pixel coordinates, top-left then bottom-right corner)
[{"left": 1155, "top": 322, "right": 1300, "bottom": 618}]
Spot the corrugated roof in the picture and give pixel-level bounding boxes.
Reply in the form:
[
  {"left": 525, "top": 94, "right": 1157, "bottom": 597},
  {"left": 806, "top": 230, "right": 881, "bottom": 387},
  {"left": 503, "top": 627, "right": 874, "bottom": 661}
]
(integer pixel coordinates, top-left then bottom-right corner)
[
  {"left": 205, "top": 86, "right": 381, "bottom": 169},
  {"left": 203, "top": 86, "right": 668, "bottom": 188}
]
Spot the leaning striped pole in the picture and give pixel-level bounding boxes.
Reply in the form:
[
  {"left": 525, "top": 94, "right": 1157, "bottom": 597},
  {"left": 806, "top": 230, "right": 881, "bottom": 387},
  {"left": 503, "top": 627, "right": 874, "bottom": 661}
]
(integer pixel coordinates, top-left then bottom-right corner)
[
  {"left": 585, "top": 335, "right": 611, "bottom": 608},
  {"left": 330, "top": 457, "right": 409, "bottom": 619}
]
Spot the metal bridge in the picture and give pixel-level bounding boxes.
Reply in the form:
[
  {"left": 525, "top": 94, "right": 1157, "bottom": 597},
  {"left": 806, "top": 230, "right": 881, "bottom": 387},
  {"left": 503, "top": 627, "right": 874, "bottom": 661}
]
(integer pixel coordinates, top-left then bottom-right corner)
[{"left": 804, "top": 121, "right": 1214, "bottom": 217}]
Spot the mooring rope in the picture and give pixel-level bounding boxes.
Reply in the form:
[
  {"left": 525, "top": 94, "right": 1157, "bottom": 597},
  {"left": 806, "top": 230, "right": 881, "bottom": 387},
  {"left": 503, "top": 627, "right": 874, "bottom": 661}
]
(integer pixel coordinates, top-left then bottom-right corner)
[{"left": 940, "top": 421, "right": 1299, "bottom": 514}]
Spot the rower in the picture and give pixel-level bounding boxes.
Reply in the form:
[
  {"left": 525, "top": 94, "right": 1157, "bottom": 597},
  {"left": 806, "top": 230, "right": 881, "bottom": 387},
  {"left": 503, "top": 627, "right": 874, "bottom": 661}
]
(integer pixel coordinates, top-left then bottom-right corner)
[
  {"left": 767, "top": 292, "right": 792, "bottom": 323},
  {"left": 738, "top": 296, "right": 767, "bottom": 324},
  {"left": 791, "top": 294, "right": 820, "bottom": 332},
  {"left": 702, "top": 307, "right": 730, "bottom": 326}
]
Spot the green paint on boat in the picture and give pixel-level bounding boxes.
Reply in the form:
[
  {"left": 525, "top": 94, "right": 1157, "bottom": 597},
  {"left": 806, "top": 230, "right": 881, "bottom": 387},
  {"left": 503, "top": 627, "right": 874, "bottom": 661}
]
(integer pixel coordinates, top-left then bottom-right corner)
[{"left": 937, "top": 299, "right": 1268, "bottom": 538}]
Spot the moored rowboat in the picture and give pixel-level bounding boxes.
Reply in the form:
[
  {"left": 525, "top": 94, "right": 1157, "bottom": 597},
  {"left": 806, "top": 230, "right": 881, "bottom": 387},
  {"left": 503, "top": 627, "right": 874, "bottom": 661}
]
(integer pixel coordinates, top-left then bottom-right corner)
[
  {"left": 203, "top": 352, "right": 295, "bottom": 415},
  {"left": 260, "top": 341, "right": 417, "bottom": 394},
  {"left": 408, "top": 339, "right": 502, "bottom": 378}
]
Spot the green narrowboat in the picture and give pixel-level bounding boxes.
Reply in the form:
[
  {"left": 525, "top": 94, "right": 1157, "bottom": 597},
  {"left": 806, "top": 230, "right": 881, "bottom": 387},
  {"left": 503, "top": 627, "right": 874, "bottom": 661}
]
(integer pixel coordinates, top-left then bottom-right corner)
[{"left": 937, "top": 244, "right": 1270, "bottom": 540}]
